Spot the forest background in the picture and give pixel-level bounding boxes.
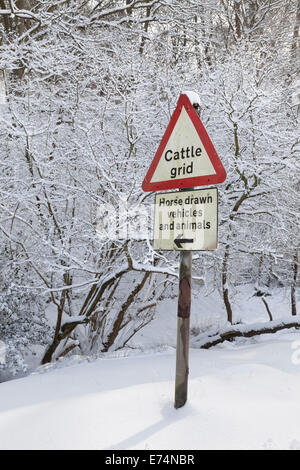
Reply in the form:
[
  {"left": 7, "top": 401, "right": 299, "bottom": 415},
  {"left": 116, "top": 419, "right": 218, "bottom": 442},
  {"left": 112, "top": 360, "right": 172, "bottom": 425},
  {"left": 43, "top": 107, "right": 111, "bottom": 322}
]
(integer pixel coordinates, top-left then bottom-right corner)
[{"left": 0, "top": 0, "right": 299, "bottom": 378}]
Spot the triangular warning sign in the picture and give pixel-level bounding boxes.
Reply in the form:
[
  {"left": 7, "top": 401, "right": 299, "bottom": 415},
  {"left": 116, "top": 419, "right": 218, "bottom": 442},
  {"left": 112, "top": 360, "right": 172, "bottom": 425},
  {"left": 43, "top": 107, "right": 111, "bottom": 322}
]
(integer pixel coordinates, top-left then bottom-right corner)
[{"left": 142, "top": 94, "right": 226, "bottom": 192}]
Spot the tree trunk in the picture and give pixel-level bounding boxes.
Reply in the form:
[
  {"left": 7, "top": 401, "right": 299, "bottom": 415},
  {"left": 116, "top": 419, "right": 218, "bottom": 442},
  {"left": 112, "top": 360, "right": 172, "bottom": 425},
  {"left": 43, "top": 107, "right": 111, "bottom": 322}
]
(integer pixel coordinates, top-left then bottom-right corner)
[
  {"left": 261, "top": 297, "right": 273, "bottom": 322},
  {"left": 102, "top": 271, "right": 151, "bottom": 352},
  {"left": 291, "top": 0, "right": 300, "bottom": 62},
  {"left": 291, "top": 249, "right": 299, "bottom": 316},
  {"left": 196, "top": 319, "right": 300, "bottom": 350},
  {"left": 222, "top": 244, "right": 233, "bottom": 324}
]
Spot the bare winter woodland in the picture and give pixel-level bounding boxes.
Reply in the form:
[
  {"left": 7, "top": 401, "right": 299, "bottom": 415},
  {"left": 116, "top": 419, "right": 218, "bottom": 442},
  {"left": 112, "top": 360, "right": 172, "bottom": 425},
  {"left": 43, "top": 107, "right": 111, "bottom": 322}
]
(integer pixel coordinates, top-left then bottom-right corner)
[{"left": 0, "top": 0, "right": 299, "bottom": 377}]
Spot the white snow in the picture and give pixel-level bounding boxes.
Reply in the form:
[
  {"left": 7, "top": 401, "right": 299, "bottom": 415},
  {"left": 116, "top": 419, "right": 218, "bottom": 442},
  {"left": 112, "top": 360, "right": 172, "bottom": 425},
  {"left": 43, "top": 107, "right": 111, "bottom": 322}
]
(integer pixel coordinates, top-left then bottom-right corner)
[
  {"left": 1, "top": 330, "right": 300, "bottom": 450},
  {"left": 182, "top": 90, "right": 201, "bottom": 106}
]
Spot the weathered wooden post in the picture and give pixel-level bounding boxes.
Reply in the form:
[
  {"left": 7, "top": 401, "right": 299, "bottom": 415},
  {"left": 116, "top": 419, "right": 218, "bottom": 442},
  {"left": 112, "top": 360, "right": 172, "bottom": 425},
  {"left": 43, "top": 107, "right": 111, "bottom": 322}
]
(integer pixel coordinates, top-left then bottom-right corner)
[{"left": 175, "top": 249, "right": 192, "bottom": 408}]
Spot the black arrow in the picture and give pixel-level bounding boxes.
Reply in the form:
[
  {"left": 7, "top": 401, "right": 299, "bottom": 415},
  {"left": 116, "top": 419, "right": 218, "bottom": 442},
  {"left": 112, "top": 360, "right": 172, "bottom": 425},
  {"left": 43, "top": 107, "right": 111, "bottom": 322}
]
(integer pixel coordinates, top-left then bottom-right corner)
[{"left": 174, "top": 237, "right": 194, "bottom": 249}]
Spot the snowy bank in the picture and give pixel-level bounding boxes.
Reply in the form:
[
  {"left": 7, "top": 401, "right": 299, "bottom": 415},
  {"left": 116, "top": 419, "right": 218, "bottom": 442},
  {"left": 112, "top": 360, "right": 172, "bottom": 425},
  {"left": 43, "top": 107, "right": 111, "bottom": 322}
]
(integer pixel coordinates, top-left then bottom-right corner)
[{"left": 1, "top": 331, "right": 300, "bottom": 450}]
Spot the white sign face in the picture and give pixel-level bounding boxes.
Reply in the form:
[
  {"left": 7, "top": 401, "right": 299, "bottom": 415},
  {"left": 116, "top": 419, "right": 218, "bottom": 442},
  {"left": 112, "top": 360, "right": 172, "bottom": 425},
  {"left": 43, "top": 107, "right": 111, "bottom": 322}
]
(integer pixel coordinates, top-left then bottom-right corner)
[
  {"left": 150, "top": 107, "right": 216, "bottom": 184},
  {"left": 153, "top": 188, "right": 218, "bottom": 251}
]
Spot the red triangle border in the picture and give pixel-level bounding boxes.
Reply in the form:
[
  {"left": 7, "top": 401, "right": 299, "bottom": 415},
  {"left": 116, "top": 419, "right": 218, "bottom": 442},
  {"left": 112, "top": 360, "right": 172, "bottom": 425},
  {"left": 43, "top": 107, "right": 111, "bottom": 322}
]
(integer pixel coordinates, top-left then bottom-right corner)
[{"left": 142, "top": 94, "right": 226, "bottom": 192}]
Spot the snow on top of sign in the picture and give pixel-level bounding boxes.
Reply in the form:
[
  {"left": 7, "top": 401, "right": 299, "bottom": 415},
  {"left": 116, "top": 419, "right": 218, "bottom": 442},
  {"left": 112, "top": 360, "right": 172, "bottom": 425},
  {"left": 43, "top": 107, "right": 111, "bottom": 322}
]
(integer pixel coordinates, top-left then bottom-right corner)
[{"left": 182, "top": 90, "right": 200, "bottom": 106}]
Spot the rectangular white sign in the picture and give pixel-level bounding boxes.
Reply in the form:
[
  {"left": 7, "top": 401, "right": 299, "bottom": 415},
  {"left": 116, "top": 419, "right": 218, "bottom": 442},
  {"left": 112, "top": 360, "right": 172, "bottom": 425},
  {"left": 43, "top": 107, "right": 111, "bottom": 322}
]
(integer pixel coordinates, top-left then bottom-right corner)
[{"left": 153, "top": 188, "right": 218, "bottom": 251}]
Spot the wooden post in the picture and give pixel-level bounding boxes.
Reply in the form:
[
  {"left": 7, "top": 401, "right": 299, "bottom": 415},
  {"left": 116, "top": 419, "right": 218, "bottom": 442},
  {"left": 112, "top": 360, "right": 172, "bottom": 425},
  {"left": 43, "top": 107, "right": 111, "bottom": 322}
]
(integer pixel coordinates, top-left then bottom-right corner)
[
  {"left": 174, "top": 246, "right": 192, "bottom": 409},
  {"left": 174, "top": 99, "right": 201, "bottom": 409}
]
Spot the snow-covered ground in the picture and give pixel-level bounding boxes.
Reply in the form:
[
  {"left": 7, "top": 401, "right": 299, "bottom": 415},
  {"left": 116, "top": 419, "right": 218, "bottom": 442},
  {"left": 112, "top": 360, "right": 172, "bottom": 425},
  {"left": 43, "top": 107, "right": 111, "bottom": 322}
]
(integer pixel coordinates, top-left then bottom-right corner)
[
  {"left": 1, "top": 328, "right": 300, "bottom": 450},
  {"left": 132, "top": 284, "right": 297, "bottom": 349}
]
